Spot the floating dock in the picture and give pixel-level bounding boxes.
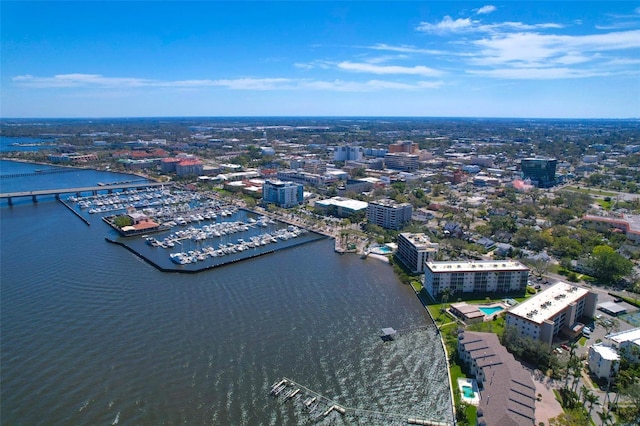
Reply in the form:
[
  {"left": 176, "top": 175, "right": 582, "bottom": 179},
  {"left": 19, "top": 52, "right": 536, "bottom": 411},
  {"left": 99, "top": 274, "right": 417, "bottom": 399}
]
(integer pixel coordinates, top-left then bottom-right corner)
[{"left": 269, "top": 377, "right": 453, "bottom": 425}]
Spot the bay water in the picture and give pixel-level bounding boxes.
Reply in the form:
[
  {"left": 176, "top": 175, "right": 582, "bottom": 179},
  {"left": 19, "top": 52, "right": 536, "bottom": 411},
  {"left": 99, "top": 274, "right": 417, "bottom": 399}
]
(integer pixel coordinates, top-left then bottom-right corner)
[{"left": 0, "top": 159, "right": 453, "bottom": 425}]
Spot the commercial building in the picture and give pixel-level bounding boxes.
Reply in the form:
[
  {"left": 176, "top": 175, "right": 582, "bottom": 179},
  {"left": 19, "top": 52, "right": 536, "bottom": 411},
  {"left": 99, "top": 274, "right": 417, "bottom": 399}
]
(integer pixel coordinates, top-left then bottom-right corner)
[
  {"left": 458, "top": 331, "right": 536, "bottom": 425},
  {"left": 582, "top": 213, "right": 640, "bottom": 244},
  {"left": 262, "top": 180, "right": 303, "bottom": 208},
  {"left": 366, "top": 199, "right": 412, "bottom": 230},
  {"left": 334, "top": 145, "right": 364, "bottom": 162},
  {"left": 384, "top": 152, "right": 420, "bottom": 171},
  {"left": 423, "top": 260, "right": 529, "bottom": 299},
  {"left": 396, "top": 233, "right": 439, "bottom": 273},
  {"left": 505, "top": 282, "right": 598, "bottom": 347},
  {"left": 314, "top": 197, "right": 368, "bottom": 218},
  {"left": 388, "top": 140, "right": 418, "bottom": 154},
  {"left": 175, "top": 159, "right": 204, "bottom": 176},
  {"left": 520, "top": 157, "right": 557, "bottom": 188}
]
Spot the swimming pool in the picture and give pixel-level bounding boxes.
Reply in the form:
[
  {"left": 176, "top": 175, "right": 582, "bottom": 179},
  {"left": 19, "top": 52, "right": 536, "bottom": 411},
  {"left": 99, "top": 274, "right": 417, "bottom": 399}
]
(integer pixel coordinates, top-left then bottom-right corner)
[
  {"left": 371, "top": 246, "right": 393, "bottom": 254},
  {"left": 479, "top": 306, "right": 504, "bottom": 316},
  {"left": 462, "top": 385, "right": 474, "bottom": 398}
]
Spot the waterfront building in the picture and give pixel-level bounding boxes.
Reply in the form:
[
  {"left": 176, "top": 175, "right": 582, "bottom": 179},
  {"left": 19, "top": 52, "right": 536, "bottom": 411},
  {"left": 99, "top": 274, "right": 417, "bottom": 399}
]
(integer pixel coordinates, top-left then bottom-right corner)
[
  {"left": 366, "top": 199, "right": 412, "bottom": 230},
  {"left": 384, "top": 152, "right": 420, "bottom": 171},
  {"left": 423, "top": 260, "right": 529, "bottom": 299},
  {"left": 505, "top": 282, "right": 598, "bottom": 347},
  {"left": 334, "top": 145, "right": 364, "bottom": 162},
  {"left": 588, "top": 344, "right": 620, "bottom": 380},
  {"left": 457, "top": 331, "right": 536, "bottom": 425},
  {"left": 176, "top": 159, "right": 204, "bottom": 176},
  {"left": 314, "top": 197, "right": 368, "bottom": 218},
  {"left": 48, "top": 153, "right": 98, "bottom": 163},
  {"left": 520, "top": 157, "right": 557, "bottom": 188},
  {"left": 160, "top": 158, "right": 181, "bottom": 173},
  {"left": 396, "top": 233, "right": 439, "bottom": 274},
  {"left": 262, "top": 180, "right": 303, "bottom": 208}
]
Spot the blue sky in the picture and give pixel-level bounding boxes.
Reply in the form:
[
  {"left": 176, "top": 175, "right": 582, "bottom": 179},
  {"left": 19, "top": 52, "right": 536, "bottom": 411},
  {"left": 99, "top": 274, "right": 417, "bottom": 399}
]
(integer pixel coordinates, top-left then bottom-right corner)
[{"left": 2, "top": 1, "right": 639, "bottom": 118}]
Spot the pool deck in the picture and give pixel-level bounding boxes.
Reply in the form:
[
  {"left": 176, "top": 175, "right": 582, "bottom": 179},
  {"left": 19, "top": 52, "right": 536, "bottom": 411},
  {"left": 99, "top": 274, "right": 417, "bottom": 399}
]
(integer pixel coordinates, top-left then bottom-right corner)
[{"left": 456, "top": 378, "right": 480, "bottom": 406}]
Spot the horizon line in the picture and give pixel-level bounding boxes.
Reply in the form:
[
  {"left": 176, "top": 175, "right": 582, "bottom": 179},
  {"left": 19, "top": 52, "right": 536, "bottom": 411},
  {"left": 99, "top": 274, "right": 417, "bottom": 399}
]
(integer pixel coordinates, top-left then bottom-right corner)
[{"left": 2, "top": 115, "right": 639, "bottom": 121}]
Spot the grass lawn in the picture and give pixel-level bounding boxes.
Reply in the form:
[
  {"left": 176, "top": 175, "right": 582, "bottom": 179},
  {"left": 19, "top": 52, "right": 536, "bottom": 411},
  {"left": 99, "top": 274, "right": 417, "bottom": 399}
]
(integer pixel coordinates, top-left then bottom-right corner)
[
  {"left": 564, "top": 186, "right": 617, "bottom": 197},
  {"left": 579, "top": 336, "right": 588, "bottom": 346}
]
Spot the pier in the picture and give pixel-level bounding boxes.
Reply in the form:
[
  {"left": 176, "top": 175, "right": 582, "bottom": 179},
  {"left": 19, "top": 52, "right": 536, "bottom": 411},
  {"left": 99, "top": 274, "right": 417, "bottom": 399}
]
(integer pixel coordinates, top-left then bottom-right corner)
[
  {"left": 0, "top": 181, "right": 170, "bottom": 205},
  {"left": 269, "top": 377, "right": 452, "bottom": 425},
  {"left": 0, "top": 168, "right": 80, "bottom": 179}
]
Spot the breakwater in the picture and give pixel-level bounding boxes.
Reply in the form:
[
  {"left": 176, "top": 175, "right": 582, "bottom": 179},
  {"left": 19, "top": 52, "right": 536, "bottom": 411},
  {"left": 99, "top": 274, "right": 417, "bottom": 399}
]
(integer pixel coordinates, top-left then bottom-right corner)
[{"left": 105, "top": 232, "right": 327, "bottom": 273}]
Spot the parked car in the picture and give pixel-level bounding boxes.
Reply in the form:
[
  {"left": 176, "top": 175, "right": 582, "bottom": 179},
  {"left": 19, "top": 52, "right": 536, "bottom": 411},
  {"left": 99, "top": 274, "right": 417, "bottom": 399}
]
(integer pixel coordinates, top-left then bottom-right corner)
[{"left": 561, "top": 344, "right": 570, "bottom": 351}]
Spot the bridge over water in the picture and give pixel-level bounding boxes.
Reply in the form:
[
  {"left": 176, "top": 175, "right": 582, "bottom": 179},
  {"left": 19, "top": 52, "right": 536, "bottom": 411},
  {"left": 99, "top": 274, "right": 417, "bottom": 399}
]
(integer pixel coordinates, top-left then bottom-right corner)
[{"left": 0, "top": 181, "right": 171, "bottom": 205}]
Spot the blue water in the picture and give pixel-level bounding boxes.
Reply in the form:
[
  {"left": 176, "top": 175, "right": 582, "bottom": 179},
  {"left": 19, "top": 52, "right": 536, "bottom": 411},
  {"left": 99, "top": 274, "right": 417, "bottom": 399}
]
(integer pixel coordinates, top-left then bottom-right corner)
[
  {"left": 0, "top": 136, "right": 58, "bottom": 152},
  {"left": 0, "top": 160, "right": 453, "bottom": 425},
  {"left": 479, "top": 306, "right": 504, "bottom": 316}
]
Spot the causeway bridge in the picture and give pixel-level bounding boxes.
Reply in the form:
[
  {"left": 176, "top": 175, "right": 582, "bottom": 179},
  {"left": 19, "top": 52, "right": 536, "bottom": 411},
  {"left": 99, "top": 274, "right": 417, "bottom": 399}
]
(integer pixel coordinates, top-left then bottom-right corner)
[{"left": 0, "top": 181, "right": 170, "bottom": 205}]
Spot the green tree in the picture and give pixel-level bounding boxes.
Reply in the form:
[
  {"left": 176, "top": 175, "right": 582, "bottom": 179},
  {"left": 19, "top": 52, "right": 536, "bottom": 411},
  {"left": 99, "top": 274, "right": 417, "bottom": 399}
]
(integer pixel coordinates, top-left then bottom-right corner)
[
  {"left": 113, "top": 215, "right": 133, "bottom": 228},
  {"left": 589, "top": 245, "right": 633, "bottom": 284}
]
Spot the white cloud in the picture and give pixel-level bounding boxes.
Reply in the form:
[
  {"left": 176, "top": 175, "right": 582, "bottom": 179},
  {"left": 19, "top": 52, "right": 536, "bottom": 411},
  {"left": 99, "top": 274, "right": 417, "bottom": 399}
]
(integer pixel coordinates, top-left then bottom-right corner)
[
  {"left": 416, "top": 16, "right": 475, "bottom": 33},
  {"left": 416, "top": 16, "right": 562, "bottom": 34},
  {"left": 476, "top": 5, "right": 497, "bottom": 15},
  {"left": 366, "top": 43, "right": 445, "bottom": 55},
  {"left": 337, "top": 61, "right": 443, "bottom": 76},
  {"left": 470, "top": 29, "right": 640, "bottom": 68},
  {"left": 302, "top": 79, "right": 443, "bottom": 91},
  {"left": 467, "top": 67, "right": 614, "bottom": 80},
  {"left": 12, "top": 73, "right": 443, "bottom": 93}
]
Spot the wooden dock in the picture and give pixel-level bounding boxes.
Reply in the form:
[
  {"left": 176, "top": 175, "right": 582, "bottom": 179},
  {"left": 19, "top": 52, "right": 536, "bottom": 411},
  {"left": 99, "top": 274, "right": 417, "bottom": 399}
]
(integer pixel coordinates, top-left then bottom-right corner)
[{"left": 269, "top": 377, "right": 452, "bottom": 425}]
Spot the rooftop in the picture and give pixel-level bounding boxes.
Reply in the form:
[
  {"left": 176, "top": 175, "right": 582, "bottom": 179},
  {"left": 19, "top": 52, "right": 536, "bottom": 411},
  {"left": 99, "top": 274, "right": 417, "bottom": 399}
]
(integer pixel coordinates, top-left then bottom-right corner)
[
  {"left": 507, "top": 282, "right": 590, "bottom": 325},
  {"left": 399, "top": 233, "right": 439, "bottom": 250},
  {"left": 425, "top": 260, "right": 529, "bottom": 273},
  {"left": 591, "top": 345, "right": 620, "bottom": 361},
  {"left": 607, "top": 327, "right": 640, "bottom": 345},
  {"left": 315, "top": 196, "right": 368, "bottom": 211},
  {"left": 459, "top": 331, "right": 536, "bottom": 426}
]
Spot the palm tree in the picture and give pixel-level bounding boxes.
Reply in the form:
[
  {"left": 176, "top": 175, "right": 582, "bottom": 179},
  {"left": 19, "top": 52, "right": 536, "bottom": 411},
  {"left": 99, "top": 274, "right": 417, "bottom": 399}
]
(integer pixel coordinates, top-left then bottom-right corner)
[
  {"left": 598, "top": 409, "right": 614, "bottom": 426},
  {"left": 440, "top": 287, "right": 451, "bottom": 316},
  {"left": 585, "top": 390, "right": 599, "bottom": 419}
]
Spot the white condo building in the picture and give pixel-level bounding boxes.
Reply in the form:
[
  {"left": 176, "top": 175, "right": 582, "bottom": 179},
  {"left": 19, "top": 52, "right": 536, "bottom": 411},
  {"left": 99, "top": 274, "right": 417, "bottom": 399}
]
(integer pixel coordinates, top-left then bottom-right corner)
[
  {"left": 366, "top": 199, "right": 412, "bottom": 230},
  {"left": 505, "top": 282, "right": 598, "bottom": 347},
  {"left": 396, "top": 233, "right": 439, "bottom": 273},
  {"left": 588, "top": 345, "right": 620, "bottom": 380},
  {"left": 423, "top": 260, "right": 529, "bottom": 299}
]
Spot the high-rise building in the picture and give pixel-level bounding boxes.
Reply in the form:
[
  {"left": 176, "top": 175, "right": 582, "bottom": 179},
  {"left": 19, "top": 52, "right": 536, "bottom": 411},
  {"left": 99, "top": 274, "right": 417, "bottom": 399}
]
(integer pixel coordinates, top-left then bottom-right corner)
[
  {"left": 384, "top": 152, "right": 420, "bottom": 171},
  {"left": 366, "top": 199, "right": 412, "bottom": 230},
  {"left": 396, "top": 233, "right": 439, "bottom": 273},
  {"left": 334, "top": 146, "right": 364, "bottom": 162},
  {"left": 262, "top": 180, "right": 304, "bottom": 208},
  {"left": 520, "top": 158, "right": 557, "bottom": 187}
]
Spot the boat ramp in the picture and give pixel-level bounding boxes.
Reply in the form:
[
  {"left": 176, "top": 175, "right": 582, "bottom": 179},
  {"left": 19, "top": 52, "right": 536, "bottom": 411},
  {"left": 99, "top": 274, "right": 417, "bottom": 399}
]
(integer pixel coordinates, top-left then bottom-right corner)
[{"left": 269, "top": 377, "right": 452, "bottom": 425}]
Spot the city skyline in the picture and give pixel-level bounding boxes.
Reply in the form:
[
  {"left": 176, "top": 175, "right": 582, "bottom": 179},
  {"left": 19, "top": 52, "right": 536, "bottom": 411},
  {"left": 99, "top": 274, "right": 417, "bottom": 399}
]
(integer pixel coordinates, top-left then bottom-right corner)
[{"left": 2, "top": 1, "right": 639, "bottom": 119}]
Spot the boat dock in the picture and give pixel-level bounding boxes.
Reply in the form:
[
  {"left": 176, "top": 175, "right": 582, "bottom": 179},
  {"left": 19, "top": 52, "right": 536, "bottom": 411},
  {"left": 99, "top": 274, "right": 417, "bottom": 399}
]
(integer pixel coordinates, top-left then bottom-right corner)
[{"left": 269, "top": 377, "right": 452, "bottom": 425}]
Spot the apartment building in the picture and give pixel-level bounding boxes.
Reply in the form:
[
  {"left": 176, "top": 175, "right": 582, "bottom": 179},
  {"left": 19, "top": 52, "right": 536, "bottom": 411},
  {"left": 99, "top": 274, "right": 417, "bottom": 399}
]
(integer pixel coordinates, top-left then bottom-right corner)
[
  {"left": 366, "top": 199, "right": 412, "bottom": 230},
  {"left": 396, "top": 233, "right": 439, "bottom": 273},
  {"left": 505, "top": 282, "right": 598, "bottom": 347},
  {"left": 423, "top": 260, "right": 529, "bottom": 299}
]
